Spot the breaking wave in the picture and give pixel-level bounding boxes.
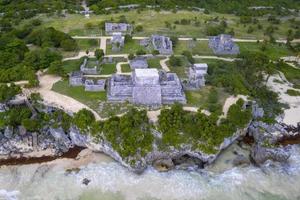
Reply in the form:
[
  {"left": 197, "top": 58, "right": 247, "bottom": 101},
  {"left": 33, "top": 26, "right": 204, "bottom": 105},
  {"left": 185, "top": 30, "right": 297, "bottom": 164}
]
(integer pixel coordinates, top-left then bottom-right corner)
[{"left": 1, "top": 145, "right": 300, "bottom": 200}]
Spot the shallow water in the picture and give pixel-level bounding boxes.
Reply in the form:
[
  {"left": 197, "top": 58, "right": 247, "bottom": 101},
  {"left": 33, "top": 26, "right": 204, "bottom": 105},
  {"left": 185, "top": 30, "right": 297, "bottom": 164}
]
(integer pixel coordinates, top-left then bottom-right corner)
[{"left": 1, "top": 145, "right": 300, "bottom": 200}]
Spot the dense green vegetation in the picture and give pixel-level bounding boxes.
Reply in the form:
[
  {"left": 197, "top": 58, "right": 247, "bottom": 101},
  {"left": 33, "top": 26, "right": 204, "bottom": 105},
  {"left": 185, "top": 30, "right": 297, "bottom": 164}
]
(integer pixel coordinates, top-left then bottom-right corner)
[
  {"left": 0, "top": 84, "right": 21, "bottom": 103},
  {"left": 207, "top": 52, "right": 284, "bottom": 119},
  {"left": 158, "top": 101, "right": 251, "bottom": 154},
  {"left": 26, "top": 27, "right": 77, "bottom": 51},
  {"left": 87, "top": 0, "right": 299, "bottom": 15}
]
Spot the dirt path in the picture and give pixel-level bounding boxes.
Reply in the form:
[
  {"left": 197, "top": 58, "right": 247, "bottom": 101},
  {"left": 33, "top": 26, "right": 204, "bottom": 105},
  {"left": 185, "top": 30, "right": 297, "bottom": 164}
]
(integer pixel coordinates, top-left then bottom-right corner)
[
  {"left": 160, "top": 57, "right": 170, "bottom": 72},
  {"left": 193, "top": 55, "right": 238, "bottom": 62},
  {"left": 25, "top": 74, "right": 102, "bottom": 120},
  {"left": 100, "top": 38, "right": 107, "bottom": 54},
  {"left": 220, "top": 95, "right": 248, "bottom": 119},
  {"left": 72, "top": 36, "right": 300, "bottom": 44},
  {"left": 116, "top": 62, "right": 129, "bottom": 74}
]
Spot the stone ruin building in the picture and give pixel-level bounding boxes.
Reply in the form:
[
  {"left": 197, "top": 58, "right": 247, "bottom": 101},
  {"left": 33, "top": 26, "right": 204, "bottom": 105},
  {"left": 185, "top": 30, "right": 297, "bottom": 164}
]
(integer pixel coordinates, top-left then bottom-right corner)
[
  {"left": 80, "top": 58, "right": 99, "bottom": 75},
  {"left": 187, "top": 63, "right": 208, "bottom": 89},
  {"left": 105, "top": 22, "right": 132, "bottom": 35},
  {"left": 107, "top": 68, "right": 186, "bottom": 106},
  {"left": 85, "top": 79, "right": 106, "bottom": 92},
  {"left": 69, "top": 71, "right": 85, "bottom": 86},
  {"left": 151, "top": 35, "right": 173, "bottom": 55},
  {"left": 209, "top": 34, "right": 240, "bottom": 55},
  {"left": 110, "top": 32, "right": 125, "bottom": 52},
  {"left": 129, "top": 57, "right": 148, "bottom": 70},
  {"left": 69, "top": 71, "right": 106, "bottom": 92}
]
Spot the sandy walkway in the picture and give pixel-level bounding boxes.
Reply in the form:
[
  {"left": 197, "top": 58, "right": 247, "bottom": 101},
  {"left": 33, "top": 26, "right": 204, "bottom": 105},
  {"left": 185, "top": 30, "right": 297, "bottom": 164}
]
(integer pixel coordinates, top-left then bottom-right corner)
[
  {"left": 193, "top": 55, "right": 238, "bottom": 62},
  {"left": 267, "top": 73, "right": 300, "bottom": 126},
  {"left": 100, "top": 38, "right": 107, "bottom": 54},
  {"left": 116, "top": 62, "right": 129, "bottom": 74},
  {"left": 220, "top": 95, "right": 248, "bottom": 118},
  {"left": 160, "top": 57, "right": 170, "bottom": 72},
  {"left": 26, "top": 74, "right": 102, "bottom": 121},
  {"left": 72, "top": 36, "right": 300, "bottom": 44}
]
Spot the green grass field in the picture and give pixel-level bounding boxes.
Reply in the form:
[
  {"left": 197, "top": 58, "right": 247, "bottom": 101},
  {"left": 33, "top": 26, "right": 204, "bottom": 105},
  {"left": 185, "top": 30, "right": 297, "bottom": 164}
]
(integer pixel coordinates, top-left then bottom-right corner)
[
  {"left": 76, "top": 39, "right": 99, "bottom": 51},
  {"left": 147, "top": 58, "right": 162, "bottom": 69},
  {"left": 174, "top": 40, "right": 214, "bottom": 55},
  {"left": 52, "top": 79, "right": 106, "bottom": 109},
  {"left": 101, "top": 63, "right": 116, "bottom": 74},
  {"left": 185, "top": 86, "right": 229, "bottom": 109},
  {"left": 167, "top": 56, "right": 190, "bottom": 78},
  {"left": 32, "top": 9, "right": 298, "bottom": 39},
  {"left": 62, "top": 58, "right": 83, "bottom": 73},
  {"left": 121, "top": 64, "right": 132, "bottom": 72},
  {"left": 106, "top": 39, "right": 149, "bottom": 55},
  {"left": 238, "top": 42, "right": 295, "bottom": 60}
]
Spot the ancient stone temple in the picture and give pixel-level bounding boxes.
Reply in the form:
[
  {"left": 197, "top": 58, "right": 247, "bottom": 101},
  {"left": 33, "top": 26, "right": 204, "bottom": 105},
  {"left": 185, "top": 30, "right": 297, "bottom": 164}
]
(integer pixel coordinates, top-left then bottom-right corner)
[
  {"left": 129, "top": 57, "right": 148, "bottom": 69},
  {"left": 80, "top": 58, "right": 98, "bottom": 75},
  {"left": 69, "top": 71, "right": 84, "bottom": 86},
  {"left": 107, "top": 69, "right": 186, "bottom": 106},
  {"left": 187, "top": 63, "right": 208, "bottom": 89},
  {"left": 151, "top": 35, "right": 173, "bottom": 55},
  {"left": 209, "top": 34, "right": 240, "bottom": 55},
  {"left": 84, "top": 79, "right": 106, "bottom": 92},
  {"left": 105, "top": 23, "right": 132, "bottom": 35},
  {"left": 110, "top": 32, "right": 125, "bottom": 52}
]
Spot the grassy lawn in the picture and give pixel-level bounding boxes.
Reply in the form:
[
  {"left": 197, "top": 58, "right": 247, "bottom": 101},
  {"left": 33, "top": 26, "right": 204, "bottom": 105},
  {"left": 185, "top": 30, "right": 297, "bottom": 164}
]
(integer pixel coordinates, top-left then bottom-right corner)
[
  {"left": 121, "top": 64, "right": 131, "bottom": 73},
  {"left": 52, "top": 79, "right": 106, "bottom": 110},
  {"left": 32, "top": 10, "right": 298, "bottom": 39},
  {"left": 106, "top": 39, "right": 149, "bottom": 55},
  {"left": 62, "top": 58, "right": 83, "bottom": 73},
  {"left": 76, "top": 39, "right": 99, "bottom": 51},
  {"left": 101, "top": 63, "right": 116, "bottom": 74},
  {"left": 238, "top": 42, "right": 295, "bottom": 60},
  {"left": 185, "top": 86, "right": 229, "bottom": 110},
  {"left": 174, "top": 40, "right": 214, "bottom": 55},
  {"left": 167, "top": 56, "right": 190, "bottom": 79},
  {"left": 147, "top": 58, "right": 162, "bottom": 69}
]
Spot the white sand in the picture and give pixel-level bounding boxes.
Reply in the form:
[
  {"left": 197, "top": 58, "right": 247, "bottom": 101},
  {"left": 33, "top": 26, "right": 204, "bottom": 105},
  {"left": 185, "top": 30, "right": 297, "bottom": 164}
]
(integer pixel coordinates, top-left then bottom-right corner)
[
  {"left": 47, "top": 149, "right": 113, "bottom": 169},
  {"left": 160, "top": 57, "right": 171, "bottom": 72},
  {"left": 267, "top": 73, "right": 300, "bottom": 126}
]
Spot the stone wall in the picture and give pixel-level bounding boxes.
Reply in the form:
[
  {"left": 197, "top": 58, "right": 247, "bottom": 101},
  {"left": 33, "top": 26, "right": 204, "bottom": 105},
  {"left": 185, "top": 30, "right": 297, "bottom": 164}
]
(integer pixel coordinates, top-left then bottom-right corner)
[{"left": 133, "top": 85, "right": 162, "bottom": 105}]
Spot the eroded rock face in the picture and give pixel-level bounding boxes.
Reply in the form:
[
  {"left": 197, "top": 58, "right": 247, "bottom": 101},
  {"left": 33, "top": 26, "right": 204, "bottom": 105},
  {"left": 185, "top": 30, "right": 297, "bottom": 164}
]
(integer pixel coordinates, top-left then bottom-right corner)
[
  {"left": 250, "top": 145, "right": 291, "bottom": 165},
  {"left": 153, "top": 158, "right": 174, "bottom": 172},
  {"left": 232, "top": 155, "right": 250, "bottom": 166}
]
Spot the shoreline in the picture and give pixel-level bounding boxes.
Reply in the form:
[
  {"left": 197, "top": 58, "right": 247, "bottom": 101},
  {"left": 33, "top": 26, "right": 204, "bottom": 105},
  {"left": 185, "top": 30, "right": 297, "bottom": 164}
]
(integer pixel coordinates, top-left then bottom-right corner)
[{"left": 0, "top": 146, "right": 85, "bottom": 167}]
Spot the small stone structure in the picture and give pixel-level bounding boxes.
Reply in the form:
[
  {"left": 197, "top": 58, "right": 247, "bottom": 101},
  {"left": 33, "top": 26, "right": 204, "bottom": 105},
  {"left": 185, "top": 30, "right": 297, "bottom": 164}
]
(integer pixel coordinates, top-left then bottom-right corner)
[
  {"left": 69, "top": 71, "right": 84, "bottom": 86},
  {"left": 105, "top": 23, "right": 132, "bottom": 35},
  {"left": 80, "top": 58, "right": 99, "bottom": 75},
  {"left": 110, "top": 32, "right": 125, "bottom": 52},
  {"left": 129, "top": 57, "right": 148, "bottom": 69},
  {"left": 107, "top": 74, "right": 133, "bottom": 102},
  {"left": 84, "top": 79, "right": 106, "bottom": 92},
  {"left": 209, "top": 34, "right": 239, "bottom": 55},
  {"left": 107, "top": 68, "right": 186, "bottom": 106},
  {"left": 187, "top": 63, "right": 208, "bottom": 89},
  {"left": 151, "top": 35, "right": 173, "bottom": 55}
]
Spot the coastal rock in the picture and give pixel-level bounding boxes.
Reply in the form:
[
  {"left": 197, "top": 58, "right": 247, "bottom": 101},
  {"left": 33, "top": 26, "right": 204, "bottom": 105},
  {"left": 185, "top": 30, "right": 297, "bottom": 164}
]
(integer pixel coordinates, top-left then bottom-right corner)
[
  {"left": 69, "top": 127, "right": 88, "bottom": 147},
  {"left": 82, "top": 178, "right": 91, "bottom": 186},
  {"left": 49, "top": 127, "right": 73, "bottom": 154},
  {"left": 250, "top": 145, "right": 291, "bottom": 165},
  {"left": 153, "top": 158, "right": 174, "bottom": 172},
  {"left": 232, "top": 155, "right": 250, "bottom": 166}
]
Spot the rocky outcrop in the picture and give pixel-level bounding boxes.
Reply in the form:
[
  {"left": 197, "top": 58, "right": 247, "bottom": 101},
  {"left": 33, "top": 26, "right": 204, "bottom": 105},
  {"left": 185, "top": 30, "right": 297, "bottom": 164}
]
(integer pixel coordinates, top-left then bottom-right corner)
[{"left": 250, "top": 145, "right": 291, "bottom": 165}]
